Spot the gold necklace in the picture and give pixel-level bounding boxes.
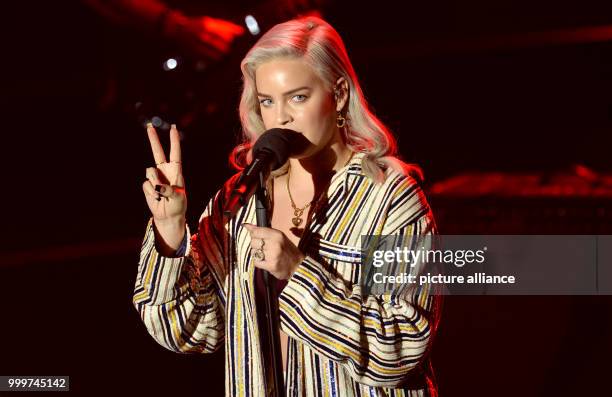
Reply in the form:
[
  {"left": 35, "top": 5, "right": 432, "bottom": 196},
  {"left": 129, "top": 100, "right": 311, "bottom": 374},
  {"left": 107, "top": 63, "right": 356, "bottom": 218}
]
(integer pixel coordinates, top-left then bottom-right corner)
[
  {"left": 286, "top": 166, "right": 312, "bottom": 227},
  {"left": 286, "top": 152, "right": 354, "bottom": 227}
]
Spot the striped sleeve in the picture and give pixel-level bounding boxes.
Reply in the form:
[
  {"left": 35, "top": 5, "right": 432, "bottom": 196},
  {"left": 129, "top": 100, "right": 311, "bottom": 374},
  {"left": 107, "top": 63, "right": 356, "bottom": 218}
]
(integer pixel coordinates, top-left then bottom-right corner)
[
  {"left": 278, "top": 177, "right": 438, "bottom": 387},
  {"left": 132, "top": 192, "right": 227, "bottom": 354}
]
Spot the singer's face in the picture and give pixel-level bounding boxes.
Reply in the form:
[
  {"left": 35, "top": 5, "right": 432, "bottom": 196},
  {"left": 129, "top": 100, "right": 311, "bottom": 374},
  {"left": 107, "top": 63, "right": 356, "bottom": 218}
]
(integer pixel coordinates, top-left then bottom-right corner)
[{"left": 255, "top": 58, "right": 341, "bottom": 158}]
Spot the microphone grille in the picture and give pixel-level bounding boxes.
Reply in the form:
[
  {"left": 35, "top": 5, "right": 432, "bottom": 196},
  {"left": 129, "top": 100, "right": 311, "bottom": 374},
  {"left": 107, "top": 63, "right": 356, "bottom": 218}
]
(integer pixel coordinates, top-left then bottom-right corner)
[{"left": 252, "top": 128, "right": 294, "bottom": 169}]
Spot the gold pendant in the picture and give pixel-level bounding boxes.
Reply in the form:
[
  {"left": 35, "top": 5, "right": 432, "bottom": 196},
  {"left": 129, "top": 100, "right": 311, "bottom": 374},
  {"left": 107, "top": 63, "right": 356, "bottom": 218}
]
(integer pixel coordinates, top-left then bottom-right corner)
[{"left": 292, "top": 208, "right": 304, "bottom": 227}]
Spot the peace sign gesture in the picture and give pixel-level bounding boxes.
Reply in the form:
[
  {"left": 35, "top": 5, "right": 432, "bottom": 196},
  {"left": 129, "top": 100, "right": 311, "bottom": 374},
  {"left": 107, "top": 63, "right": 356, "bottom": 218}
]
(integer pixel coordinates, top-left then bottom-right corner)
[{"left": 142, "top": 123, "right": 188, "bottom": 227}]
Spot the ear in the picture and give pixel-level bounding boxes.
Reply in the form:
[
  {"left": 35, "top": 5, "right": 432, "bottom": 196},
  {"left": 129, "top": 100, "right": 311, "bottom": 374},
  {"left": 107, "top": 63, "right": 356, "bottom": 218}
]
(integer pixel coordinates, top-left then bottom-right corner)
[{"left": 333, "top": 77, "right": 349, "bottom": 112}]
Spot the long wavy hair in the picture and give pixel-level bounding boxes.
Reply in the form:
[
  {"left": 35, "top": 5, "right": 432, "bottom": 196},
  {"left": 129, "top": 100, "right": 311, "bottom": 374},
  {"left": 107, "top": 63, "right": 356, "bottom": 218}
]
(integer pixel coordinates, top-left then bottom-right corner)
[{"left": 232, "top": 16, "right": 423, "bottom": 183}]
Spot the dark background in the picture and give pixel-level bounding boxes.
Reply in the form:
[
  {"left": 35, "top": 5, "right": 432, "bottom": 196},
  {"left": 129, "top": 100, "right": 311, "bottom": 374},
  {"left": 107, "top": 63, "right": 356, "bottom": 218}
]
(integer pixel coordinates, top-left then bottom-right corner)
[{"left": 1, "top": 0, "right": 611, "bottom": 395}]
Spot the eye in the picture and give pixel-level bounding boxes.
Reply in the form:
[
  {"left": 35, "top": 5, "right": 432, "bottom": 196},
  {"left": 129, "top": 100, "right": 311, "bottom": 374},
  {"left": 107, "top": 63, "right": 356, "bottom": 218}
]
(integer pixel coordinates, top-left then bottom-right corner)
[
  {"left": 292, "top": 94, "right": 307, "bottom": 102},
  {"left": 259, "top": 98, "right": 272, "bottom": 107}
]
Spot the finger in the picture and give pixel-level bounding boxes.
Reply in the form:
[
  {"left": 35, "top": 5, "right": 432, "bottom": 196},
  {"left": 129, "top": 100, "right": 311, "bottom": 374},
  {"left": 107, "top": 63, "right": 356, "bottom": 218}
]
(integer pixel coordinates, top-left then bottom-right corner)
[
  {"left": 146, "top": 167, "right": 161, "bottom": 184},
  {"left": 250, "top": 247, "right": 268, "bottom": 264},
  {"left": 242, "top": 224, "right": 275, "bottom": 240},
  {"left": 169, "top": 124, "right": 181, "bottom": 163},
  {"left": 146, "top": 123, "right": 167, "bottom": 165},
  {"left": 251, "top": 254, "right": 266, "bottom": 268},
  {"left": 243, "top": 224, "right": 261, "bottom": 239},
  {"left": 142, "top": 179, "right": 161, "bottom": 201},
  {"left": 154, "top": 183, "right": 175, "bottom": 199},
  {"left": 249, "top": 238, "right": 266, "bottom": 250},
  {"left": 176, "top": 172, "right": 185, "bottom": 188}
]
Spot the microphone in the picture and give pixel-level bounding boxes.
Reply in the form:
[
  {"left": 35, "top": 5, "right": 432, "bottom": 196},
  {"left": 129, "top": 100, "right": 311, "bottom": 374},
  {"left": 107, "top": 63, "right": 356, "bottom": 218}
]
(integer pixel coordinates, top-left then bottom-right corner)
[{"left": 224, "top": 128, "right": 295, "bottom": 218}]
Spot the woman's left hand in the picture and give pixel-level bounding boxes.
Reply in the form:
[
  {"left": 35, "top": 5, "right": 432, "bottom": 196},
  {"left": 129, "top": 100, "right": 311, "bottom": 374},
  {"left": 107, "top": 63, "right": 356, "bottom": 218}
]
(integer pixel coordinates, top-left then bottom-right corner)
[{"left": 243, "top": 224, "right": 305, "bottom": 280}]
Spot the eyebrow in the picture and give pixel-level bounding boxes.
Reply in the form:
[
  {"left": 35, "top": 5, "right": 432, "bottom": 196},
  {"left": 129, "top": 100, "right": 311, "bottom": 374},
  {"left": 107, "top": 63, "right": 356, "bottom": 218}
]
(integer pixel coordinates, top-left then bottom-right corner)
[{"left": 256, "top": 86, "right": 311, "bottom": 97}]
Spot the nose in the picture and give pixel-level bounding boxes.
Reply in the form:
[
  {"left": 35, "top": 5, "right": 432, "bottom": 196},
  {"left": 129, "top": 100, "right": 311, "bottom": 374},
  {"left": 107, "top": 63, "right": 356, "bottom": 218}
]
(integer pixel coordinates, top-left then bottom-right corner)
[{"left": 276, "top": 103, "right": 293, "bottom": 126}]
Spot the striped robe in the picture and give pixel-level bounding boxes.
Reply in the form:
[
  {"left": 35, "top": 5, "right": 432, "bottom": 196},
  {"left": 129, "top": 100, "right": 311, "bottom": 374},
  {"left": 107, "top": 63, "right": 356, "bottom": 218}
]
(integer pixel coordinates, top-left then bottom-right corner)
[{"left": 133, "top": 152, "right": 440, "bottom": 396}]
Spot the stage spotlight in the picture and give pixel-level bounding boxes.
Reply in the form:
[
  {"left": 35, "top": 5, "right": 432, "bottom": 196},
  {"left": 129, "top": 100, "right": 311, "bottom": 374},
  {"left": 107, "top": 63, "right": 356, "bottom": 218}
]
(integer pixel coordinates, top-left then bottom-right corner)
[
  {"left": 163, "top": 58, "right": 178, "bottom": 71},
  {"left": 245, "top": 15, "right": 260, "bottom": 35}
]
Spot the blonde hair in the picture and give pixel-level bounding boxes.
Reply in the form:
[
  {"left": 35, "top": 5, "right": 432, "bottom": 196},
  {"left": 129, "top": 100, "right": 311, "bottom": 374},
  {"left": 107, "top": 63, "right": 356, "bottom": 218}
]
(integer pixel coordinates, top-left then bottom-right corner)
[{"left": 232, "top": 16, "right": 424, "bottom": 183}]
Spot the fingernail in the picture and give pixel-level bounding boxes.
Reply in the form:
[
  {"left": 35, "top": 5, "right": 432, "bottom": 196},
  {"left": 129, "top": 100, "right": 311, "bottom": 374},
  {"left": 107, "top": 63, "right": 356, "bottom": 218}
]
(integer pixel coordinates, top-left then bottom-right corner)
[
  {"left": 146, "top": 122, "right": 153, "bottom": 128},
  {"left": 171, "top": 123, "right": 177, "bottom": 129},
  {"left": 155, "top": 185, "right": 162, "bottom": 193}
]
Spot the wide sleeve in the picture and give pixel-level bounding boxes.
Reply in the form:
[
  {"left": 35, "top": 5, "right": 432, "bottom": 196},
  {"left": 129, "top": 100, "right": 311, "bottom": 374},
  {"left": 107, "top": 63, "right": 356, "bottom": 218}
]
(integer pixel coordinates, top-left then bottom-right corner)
[
  {"left": 132, "top": 189, "right": 229, "bottom": 354},
  {"left": 278, "top": 178, "right": 439, "bottom": 387}
]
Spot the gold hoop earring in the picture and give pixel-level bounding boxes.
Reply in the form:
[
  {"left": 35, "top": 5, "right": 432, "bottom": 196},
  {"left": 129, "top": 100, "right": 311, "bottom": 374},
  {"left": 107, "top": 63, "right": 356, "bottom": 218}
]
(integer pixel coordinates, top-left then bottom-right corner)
[{"left": 336, "top": 112, "right": 346, "bottom": 128}]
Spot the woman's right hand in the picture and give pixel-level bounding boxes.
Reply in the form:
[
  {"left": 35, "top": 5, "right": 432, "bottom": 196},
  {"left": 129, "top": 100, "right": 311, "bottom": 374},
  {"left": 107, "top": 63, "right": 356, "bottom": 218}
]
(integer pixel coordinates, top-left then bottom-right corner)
[{"left": 142, "top": 123, "right": 187, "bottom": 226}]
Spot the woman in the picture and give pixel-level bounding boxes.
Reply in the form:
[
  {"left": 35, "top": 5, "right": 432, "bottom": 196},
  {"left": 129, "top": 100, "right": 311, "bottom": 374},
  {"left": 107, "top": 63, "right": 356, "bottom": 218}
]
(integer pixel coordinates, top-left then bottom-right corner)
[{"left": 135, "top": 16, "right": 440, "bottom": 396}]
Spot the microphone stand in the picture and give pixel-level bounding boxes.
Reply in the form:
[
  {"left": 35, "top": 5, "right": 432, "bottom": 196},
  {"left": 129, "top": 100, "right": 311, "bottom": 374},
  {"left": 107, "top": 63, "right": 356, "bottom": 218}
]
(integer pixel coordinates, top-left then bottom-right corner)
[{"left": 255, "top": 170, "right": 284, "bottom": 396}]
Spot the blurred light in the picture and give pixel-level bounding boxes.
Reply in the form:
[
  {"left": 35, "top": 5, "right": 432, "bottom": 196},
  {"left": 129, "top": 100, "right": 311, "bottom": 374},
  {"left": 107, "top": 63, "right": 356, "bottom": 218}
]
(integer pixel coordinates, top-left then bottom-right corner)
[
  {"left": 163, "top": 58, "right": 178, "bottom": 71},
  {"left": 151, "top": 116, "right": 163, "bottom": 127},
  {"left": 195, "top": 60, "right": 207, "bottom": 72},
  {"left": 573, "top": 163, "right": 599, "bottom": 184},
  {"left": 245, "top": 15, "right": 260, "bottom": 35}
]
